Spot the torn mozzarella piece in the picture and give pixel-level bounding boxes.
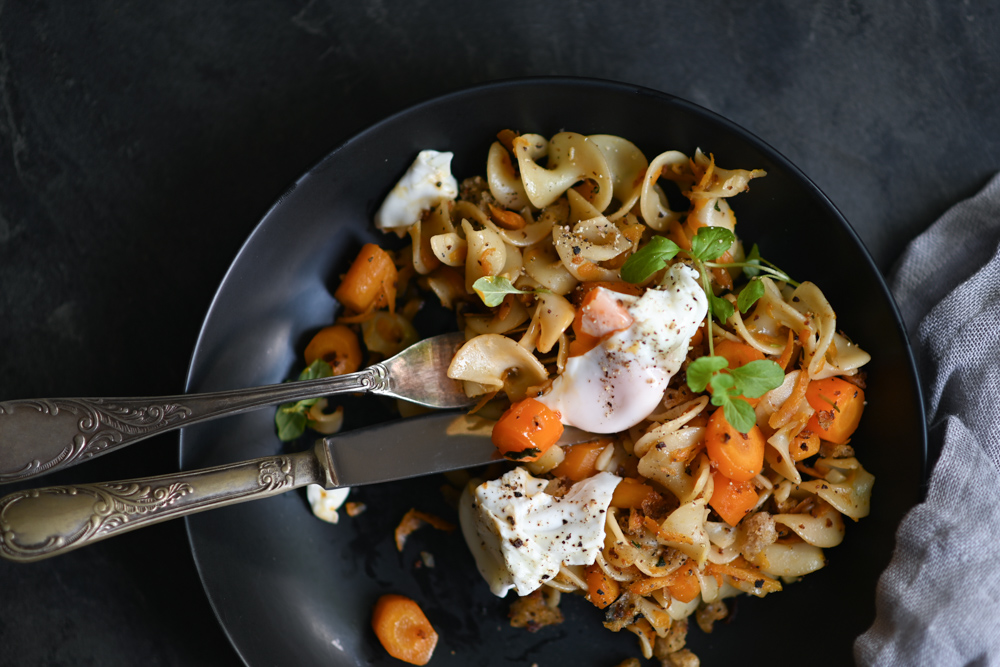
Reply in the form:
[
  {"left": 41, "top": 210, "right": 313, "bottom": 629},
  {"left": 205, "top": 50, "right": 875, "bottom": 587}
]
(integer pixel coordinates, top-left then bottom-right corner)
[
  {"left": 538, "top": 264, "right": 707, "bottom": 433},
  {"left": 459, "top": 467, "right": 620, "bottom": 597},
  {"left": 374, "top": 150, "right": 459, "bottom": 231},
  {"left": 306, "top": 485, "right": 350, "bottom": 524}
]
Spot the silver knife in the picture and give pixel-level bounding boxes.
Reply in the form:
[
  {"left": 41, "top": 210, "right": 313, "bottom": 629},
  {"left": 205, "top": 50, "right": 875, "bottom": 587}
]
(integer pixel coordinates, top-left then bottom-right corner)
[{"left": 0, "top": 411, "right": 592, "bottom": 563}]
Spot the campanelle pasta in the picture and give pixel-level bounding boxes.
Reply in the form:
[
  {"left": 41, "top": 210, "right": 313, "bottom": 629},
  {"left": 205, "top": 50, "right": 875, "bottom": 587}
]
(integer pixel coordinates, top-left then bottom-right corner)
[{"left": 295, "top": 131, "right": 874, "bottom": 664}]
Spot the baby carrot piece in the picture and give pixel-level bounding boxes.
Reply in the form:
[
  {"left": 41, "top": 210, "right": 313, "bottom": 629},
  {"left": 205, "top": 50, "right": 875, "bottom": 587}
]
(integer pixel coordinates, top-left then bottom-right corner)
[
  {"left": 303, "top": 325, "right": 362, "bottom": 375},
  {"left": 705, "top": 408, "right": 765, "bottom": 482},
  {"left": 492, "top": 398, "right": 564, "bottom": 462},
  {"left": 585, "top": 563, "right": 621, "bottom": 609},
  {"left": 551, "top": 440, "right": 609, "bottom": 481},
  {"left": 805, "top": 377, "right": 865, "bottom": 444},
  {"left": 666, "top": 561, "right": 702, "bottom": 603},
  {"left": 610, "top": 477, "right": 660, "bottom": 509},
  {"left": 371, "top": 594, "right": 438, "bottom": 666},
  {"left": 709, "top": 471, "right": 759, "bottom": 526},
  {"left": 334, "top": 243, "right": 398, "bottom": 314},
  {"left": 714, "top": 339, "right": 765, "bottom": 369}
]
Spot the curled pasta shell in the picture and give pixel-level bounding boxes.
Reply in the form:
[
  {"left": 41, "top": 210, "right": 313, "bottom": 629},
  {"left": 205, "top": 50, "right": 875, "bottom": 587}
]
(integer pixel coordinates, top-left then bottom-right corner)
[
  {"left": 788, "top": 282, "right": 837, "bottom": 378},
  {"left": 797, "top": 458, "right": 874, "bottom": 521},
  {"left": 522, "top": 292, "right": 575, "bottom": 354},
  {"left": 589, "top": 134, "right": 649, "bottom": 221},
  {"left": 462, "top": 219, "right": 507, "bottom": 293},
  {"left": 464, "top": 298, "right": 530, "bottom": 335},
  {"left": 553, "top": 216, "right": 632, "bottom": 264},
  {"left": 523, "top": 241, "right": 578, "bottom": 295},
  {"left": 640, "top": 150, "right": 691, "bottom": 232},
  {"left": 757, "top": 542, "right": 826, "bottom": 578},
  {"left": 514, "top": 133, "right": 613, "bottom": 211},
  {"left": 430, "top": 233, "right": 467, "bottom": 267},
  {"left": 773, "top": 501, "right": 845, "bottom": 548},
  {"left": 813, "top": 332, "right": 872, "bottom": 380},
  {"left": 361, "top": 311, "right": 419, "bottom": 358},
  {"left": 486, "top": 141, "right": 529, "bottom": 210},
  {"left": 447, "top": 333, "right": 548, "bottom": 401},
  {"left": 689, "top": 148, "right": 766, "bottom": 200}
]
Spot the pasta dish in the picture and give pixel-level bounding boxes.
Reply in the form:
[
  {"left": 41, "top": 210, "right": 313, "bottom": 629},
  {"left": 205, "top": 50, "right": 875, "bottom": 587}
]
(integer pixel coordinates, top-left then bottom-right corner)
[{"left": 280, "top": 130, "right": 875, "bottom": 666}]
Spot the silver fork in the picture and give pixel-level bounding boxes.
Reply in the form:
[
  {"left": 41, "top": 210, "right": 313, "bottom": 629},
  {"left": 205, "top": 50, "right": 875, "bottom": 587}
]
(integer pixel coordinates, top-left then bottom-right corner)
[{"left": 0, "top": 332, "right": 473, "bottom": 484}]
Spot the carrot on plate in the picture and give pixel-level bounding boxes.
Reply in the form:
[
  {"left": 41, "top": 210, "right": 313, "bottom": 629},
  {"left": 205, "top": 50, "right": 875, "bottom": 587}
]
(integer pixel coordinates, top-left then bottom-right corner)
[
  {"left": 334, "top": 243, "right": 398, "bottom": 315},
  {"left": 568, "top": 283, "right": 640, "bottom": 357},
  {"left": 710, "top": 339, "right": 766, "bottom": 406},
  {"left": 491, "top": 398, "right": 564, "bottom": 462},
  {"left": 610, "top": 477, "right": 660, "bottom": 509},
  {"left": 371, "top": 594, "right": 438, "bottom": 666},
  {"left": 705, "top": 408, "right": 765, "bottom": 482},
  {"left": 303, "top": 324, "right": 362, "bottom": 375},
  {"left": 551, "top": 439, "right": 610, "bottom": 481},
  {"left": 666, "top": 561, "right": 702, "bottom": 603},
  {"left": 805, "top": 377, "right": 865, "bottom": 444},
  {"left": 709, "top": 470, "right": 759, "bottom": 526},
  {"left": 585, "top": 563, "right": 620, "bottom": 609}
]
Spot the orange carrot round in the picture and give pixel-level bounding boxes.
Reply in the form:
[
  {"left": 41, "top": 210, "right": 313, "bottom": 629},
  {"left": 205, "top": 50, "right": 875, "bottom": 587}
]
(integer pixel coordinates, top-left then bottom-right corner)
[
  {"left": 334, "top": 243, "right": 398, "bottom": 314},
  {"left": 609, "top": 477, "right": 660, "bottom": 509},
  {"left": 705, "top": 408, "right": 765, "bottom": 482},
  {"left": 709, "top": 471, "right": 759, "bottom": 526},
  {"left": 714, "top": 339, "right": 765, "bottom": 369},
  {"left": 303, "top": 325, "right": 362, "bottom": 375},
  {"left": 551, "top": 440, "right": 609, "bottom": 481},
  {"left": 371, "top": 594, "right": 438, "bottom": 666},
  {"left": 585, "top": 563, "right": 620, "bottom": 609},
  {"left": 491, "top": 398, "right": 564, "bottom": 462},
  {"left": 789, "top": 429, "right": 821, "bottom": 461},
  {"left": 805, "top": 377, "right": 865, "bottom": 445},
  {"left": 666, "top": 561, "right": 702, "bottom": 603}
]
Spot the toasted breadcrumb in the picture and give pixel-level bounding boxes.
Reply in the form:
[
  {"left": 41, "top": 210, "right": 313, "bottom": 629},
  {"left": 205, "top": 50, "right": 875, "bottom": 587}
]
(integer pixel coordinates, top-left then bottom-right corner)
[
  {"left": 509, "top": 589, "right": 564, "bottom": 632},
  {"left": 695, "top": 600, "right": 728, "bottom": 634}
]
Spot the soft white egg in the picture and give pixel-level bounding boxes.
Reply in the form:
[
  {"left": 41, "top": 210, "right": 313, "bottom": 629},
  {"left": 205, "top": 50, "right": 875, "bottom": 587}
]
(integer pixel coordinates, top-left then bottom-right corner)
[
  {"left": 537, "top": 263, "right": 707, "bottom": 434},
  {"left": 374, "top": 150, "right": 459, "bottom": 231},
  {"left": 459, "top": 467, "right": 620, "bottom": 597}
]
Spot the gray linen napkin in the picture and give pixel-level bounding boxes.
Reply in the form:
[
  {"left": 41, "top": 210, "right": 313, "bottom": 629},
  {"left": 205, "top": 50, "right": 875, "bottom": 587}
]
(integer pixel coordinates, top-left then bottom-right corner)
[{"left": 855, "top": 173, "right": 1000, "bottom": 665}]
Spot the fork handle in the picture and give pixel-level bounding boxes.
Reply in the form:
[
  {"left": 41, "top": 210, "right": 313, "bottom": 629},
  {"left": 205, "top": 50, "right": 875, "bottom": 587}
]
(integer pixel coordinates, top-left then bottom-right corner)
[
  {"left": 0, "top": 364, "right": 387, "bottom": 484},
  {"left": 0, "top": 446, "right": 323, "bottom": 562}
]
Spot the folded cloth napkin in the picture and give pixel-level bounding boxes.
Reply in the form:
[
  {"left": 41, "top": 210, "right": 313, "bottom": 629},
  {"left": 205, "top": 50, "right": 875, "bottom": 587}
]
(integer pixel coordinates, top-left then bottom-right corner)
[{"left": 855, "top": 173, "right": 1000, "bottom": 666}]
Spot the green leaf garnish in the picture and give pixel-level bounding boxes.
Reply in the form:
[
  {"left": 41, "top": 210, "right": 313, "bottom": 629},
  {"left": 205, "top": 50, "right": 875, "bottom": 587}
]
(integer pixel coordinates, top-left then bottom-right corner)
[
  {"left": 722, "top": 398, "right": 757, "bottom": 434},
  {"left": 620, "top": 236, "right": 681, "bottom": 284},
  {"left": 743, "top": 244, "right": 763, "bottom": 278},
  {"left": 708, "top": 292, "right": 734, "bottom": 323},
  {"left": 689, "top": 226, "right": 736, "bottom": 262},
  {"left": 274, "top": 359, "right": 334, "bottom": 441},
  {"left": 472, "top": 276, "right": 538, "bottom": 307},
  {"left": 686, "top": 356, "right": 729, "bottom": 392},
  {"left": 737, "top": 278, "right": 765, "bottom": 313},
  {"left": 729, "top": 360, "right": 785, "bottom": 398}
]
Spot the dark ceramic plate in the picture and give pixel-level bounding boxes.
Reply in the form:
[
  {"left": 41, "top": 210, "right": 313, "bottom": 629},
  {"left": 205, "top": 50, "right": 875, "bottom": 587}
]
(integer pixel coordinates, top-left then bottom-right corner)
[{"left": 180, "top": 78, "right": 925, "bottom": 667}]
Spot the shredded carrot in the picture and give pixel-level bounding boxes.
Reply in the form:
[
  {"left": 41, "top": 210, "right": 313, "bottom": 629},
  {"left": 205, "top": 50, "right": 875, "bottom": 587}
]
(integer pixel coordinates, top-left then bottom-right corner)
[
  {"left": 394, "top": 509, "right": 456, "bottom": 551},
  {"left": 585, "top": 563, "right": 621, "bottom": 609},
  {"left": 769, "top": 369, "right": 811, "bottom": 430},
  {"left": 643, "top": 516, "right": 695, "bottom": 545},
  {"left": 775, "top": 328, "right": 797, "bottom": 371}
]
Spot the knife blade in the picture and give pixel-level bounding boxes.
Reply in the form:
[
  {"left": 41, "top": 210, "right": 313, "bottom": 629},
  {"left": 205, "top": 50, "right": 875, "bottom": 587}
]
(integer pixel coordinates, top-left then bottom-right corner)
[{"left": 0, "top": 411, "right": 594, "bottom": 562}]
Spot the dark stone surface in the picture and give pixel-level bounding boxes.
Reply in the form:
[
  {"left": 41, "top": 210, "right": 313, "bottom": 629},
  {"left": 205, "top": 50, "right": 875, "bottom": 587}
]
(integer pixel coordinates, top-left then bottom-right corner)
[{"left": 0, "top": 1, "right": 996, "bottom": 665}]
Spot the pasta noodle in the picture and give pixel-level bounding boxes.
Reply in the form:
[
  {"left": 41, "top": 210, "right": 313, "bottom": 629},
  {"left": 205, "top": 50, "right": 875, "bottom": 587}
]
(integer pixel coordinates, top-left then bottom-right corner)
[{"left": 290, "top": 130, "right": 875, "bottom": 664}]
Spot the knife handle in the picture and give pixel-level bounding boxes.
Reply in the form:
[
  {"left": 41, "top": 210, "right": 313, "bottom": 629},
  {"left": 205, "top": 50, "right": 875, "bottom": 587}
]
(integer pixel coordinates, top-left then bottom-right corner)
[
  {"left": 0, "top": 446, "right": 323, "bottom": 563},
  {"left": 0, "top": 368, "right": 382, "bottom": 485}
]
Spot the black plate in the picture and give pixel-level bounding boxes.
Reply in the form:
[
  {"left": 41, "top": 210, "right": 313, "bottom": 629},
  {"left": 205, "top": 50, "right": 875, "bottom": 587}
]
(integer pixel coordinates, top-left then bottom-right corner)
[{"left": 180, "top": 78, "right": 925, "bottom": 667}]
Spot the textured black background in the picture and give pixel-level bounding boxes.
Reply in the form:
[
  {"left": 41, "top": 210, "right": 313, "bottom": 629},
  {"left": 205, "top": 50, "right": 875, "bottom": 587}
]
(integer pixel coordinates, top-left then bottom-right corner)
[{"left": 1, "top": 2, "right": 997, "bottom": 665}]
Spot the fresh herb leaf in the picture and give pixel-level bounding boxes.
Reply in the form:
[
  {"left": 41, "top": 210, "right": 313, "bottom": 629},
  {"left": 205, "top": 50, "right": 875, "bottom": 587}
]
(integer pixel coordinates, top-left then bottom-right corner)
[
  {"left": 686, "top": 356, "right": 729, "bottom": 392},
  {"left": 619, "top": 236, "right": 681, "bottom": 284},
  {"left": 743, "top": 244, "right": 763, "bottom": 278},
  {"left": 722, "top": 398, "right": 757, "bottom": 434},
  {"left": 472, "top": 276, "right": 540, "bottom": 307},
  {"left": 689, "top": 226, "right": 735, "bottom": 262},
  {"left": 274, "top": 359, "right": 334, "bottom": 441},
  {"left": 708, "top": 292, "right": 734, "bottom": 323},
  {"left": 737, "top": 278, "right": 765, "bottom": 313},
  {"left": 729, "top": 360, "right": 785, "bottom": 398},
  {"left": 275, "top": 405, "right": 308, "bottom": 442}
]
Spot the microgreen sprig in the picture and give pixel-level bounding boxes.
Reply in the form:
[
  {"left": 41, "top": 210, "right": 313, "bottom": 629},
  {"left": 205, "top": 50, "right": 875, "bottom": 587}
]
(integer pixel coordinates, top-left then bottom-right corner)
[
  {"left": 275, "top": 359, "right": 333, "bottom": 441},
  {"left": 472, "top": 276, "right": 548, "bottom": 307},
  {"left": 619, "top": 227, "right": 787, "bottom": 433}
]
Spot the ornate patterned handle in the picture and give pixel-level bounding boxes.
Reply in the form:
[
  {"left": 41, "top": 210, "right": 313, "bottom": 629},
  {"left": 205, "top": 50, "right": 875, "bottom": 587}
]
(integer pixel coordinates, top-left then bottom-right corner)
[
  {"left": 0, "top": 366, "right": 386, "bottom": 484},
  {"left": 0, "top": 446, "right": 322, "bottom": 562}
]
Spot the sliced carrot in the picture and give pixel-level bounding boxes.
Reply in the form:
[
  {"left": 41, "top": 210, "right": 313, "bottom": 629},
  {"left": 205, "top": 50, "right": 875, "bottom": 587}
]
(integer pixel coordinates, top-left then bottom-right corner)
[
  {"left": 788, "top": 429, "right": 821, "bottom": 461},
  {"left": 303, "top": 325, "right": 362, "bottom": 375},
  {"left": 610, "top": 477, "right": 660, "bottom": 509},
  {"left": 570, "top": 280, "right": 643, "bottom": 305},
  {"left": 551, "top": 440, "right": 610, "bottom": 481},
  {"left": 491, "top": 398, "right": 564, "bottom": 462},
  {"left": 585, "top": 563, "right": 620, "bottom": 609},
  {"left": 775, "top": 328, "right": 797, "bottom": 371},
  {"left": 579, "top": 288, "right": 633, "bottom": 338},
  {"left": 371, "top": 594, "right": 438, "bottom": 666},
  {"left": 334, "top": 243, "right": 398, "bottom": 315},
  {"left": 709, "top": 471, "right": 759, "bottom": 526},
  {"left": 488, "top": 203, "right": 526, "bottom": 230},
  {"left": 705, "top": 408, "right": 765, "bottom": 482},
  {"left": 666, "top": 561, "right": 701, "bottom": 603},
  {"left": 346, "top": 244, "right": 398, "bottom": 312},
  {"left": 568, "top": 283, "right": 640, "bottom": 357},
  {"left": 805, "top": 377, "right": 865, "bottom": 445}
]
